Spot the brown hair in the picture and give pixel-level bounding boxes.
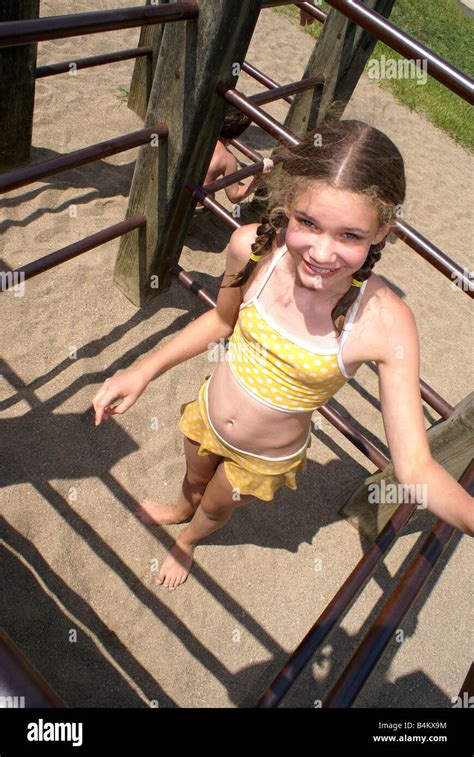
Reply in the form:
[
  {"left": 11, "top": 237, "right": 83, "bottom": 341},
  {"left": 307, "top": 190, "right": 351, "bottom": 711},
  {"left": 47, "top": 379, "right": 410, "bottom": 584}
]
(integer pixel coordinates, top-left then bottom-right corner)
[
  {"left": 222, "top": 118, "right": 406, "bottom": 336},
  {"left": 220, "top": 110, "right": 252, "bottom": 140}
]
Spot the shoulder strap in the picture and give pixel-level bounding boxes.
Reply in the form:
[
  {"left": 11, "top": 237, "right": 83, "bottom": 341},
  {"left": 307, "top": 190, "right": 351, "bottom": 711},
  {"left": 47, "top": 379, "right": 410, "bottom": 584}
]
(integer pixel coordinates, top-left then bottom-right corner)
[
  {"left": 339, "top": 279, "right": 369, "bottom": 347},
  {"left": 253, "top": 245, "right": 288, "bottom": 301}
]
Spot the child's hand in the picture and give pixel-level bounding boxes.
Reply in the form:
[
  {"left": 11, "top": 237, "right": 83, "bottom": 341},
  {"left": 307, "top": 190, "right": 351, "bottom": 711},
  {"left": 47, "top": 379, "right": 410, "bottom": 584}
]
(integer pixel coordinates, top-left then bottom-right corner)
[
  {"left": 262, "top": 158, "right": 274, "bottom": 175},
  {"left": 299, "top": 8, "right": 316, "bottom": 27},
  {"left": 92, "top": 368, "right": 148, "bottom": 426}
]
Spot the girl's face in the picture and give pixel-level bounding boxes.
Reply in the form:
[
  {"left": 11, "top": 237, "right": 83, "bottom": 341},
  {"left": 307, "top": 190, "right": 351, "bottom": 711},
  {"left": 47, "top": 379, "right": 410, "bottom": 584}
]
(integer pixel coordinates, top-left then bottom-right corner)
[{"left": 284, "top": 184, "right": 390, "bottom": 296}]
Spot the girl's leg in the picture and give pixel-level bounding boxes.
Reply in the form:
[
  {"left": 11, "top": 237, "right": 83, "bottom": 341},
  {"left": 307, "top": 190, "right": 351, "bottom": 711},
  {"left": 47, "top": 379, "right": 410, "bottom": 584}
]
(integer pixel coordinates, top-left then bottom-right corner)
[
  {"left": 156, "top": 461, "right": 257, "bottom": 590},
  {"left": 136, "top": 435, "right": 223, "bottom": 525}
]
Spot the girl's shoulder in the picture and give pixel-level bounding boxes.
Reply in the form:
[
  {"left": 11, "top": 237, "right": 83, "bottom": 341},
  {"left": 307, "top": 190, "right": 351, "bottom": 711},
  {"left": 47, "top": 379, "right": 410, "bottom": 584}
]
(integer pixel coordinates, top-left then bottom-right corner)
[{"left": 358, "top": 273, "right": 416, "bottom": 361}]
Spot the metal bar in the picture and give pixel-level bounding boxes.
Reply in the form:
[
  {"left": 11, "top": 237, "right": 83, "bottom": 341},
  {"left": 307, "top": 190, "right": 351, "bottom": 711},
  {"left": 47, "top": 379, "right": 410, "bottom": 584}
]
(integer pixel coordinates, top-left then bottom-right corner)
[
  {"left": 256, "top": 501, "right": 416, "bottom": 707},
  {"left": 0, "top": 629, "right": 65, "bottom": 708},
  {"left": 0, "top": 215, "right": 147, "bottom": 291},
  {"left": 204, "top": 155, "right": 284, "bottom": 194},
  {"left": 419, "top": 379, "right": 454, "bottom": 419},
  {"left": 0, "top": 2, "right": 199, "bottom": 48},
  {"left": 257, "top": 459, "right": 473, "bottom": 708},
  {"left": 395, "top": 219, "right": 473, "bottom": 299},
  {"left": 229, "top": 138, "right": 263, "bottom": 164},
  {"left": 324, "top": 0, "right": 474, "bottom": 104},
  {"left": 166, "top": 259, "right": 218, "bottom": 309},
  {"left": 262, "top": 1, "right": 327, "bottom": 24},
  {"left": 36, "top": 46, "right": 152, "bottom": 79},
  {"left": 0, "top": 124, "right": 168, "bottom": 194},
  {"left": 323, "top": 459, "right": 474, "bottom": 707},
  {"left": 187, "top": 182, "right": 241, "bottom": 230},
  {"left": 217, "top": 84, "right": 299, "bottom": 146},
  {"left": 242, "top": 61, "right": 294, "bottom": 104},
  {"left": 317, "top": 405, "right": 390, "bottom": 471},
  {"left": 244, "top": 74, "right": 324, "bottom": 108}
]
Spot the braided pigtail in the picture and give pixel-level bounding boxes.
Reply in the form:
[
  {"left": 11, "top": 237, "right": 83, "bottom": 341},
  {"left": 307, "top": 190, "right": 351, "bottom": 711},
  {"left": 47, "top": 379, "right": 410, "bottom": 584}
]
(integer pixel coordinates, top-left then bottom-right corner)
[
  {"left": 331, "top": 238, "right": 386, "bottom": 336},
  {"left": 223, "top": 206, "right": 288, "bottom": 290}
]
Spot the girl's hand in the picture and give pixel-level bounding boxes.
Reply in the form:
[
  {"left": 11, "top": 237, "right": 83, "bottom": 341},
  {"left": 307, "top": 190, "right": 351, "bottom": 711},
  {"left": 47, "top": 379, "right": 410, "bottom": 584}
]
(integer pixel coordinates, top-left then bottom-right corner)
[{"left": 92, "top": 368, "right": 149, "bottom": 426}]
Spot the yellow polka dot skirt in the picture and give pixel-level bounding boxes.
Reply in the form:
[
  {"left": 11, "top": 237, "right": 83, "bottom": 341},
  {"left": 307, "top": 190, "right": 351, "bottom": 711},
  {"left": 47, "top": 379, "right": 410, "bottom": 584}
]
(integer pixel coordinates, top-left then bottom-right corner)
[{"left": 178, "top": 376, "right": 311, "bottom": 502}]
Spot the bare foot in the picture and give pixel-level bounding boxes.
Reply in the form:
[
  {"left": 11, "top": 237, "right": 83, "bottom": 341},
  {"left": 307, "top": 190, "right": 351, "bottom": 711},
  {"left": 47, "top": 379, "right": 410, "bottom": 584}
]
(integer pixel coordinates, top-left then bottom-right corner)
[
  {"left": 135, "top": 499, "right": 194, "bottom": 525},
  {"left": 156, "top": 540, "right": 195, "bottom": 590}
]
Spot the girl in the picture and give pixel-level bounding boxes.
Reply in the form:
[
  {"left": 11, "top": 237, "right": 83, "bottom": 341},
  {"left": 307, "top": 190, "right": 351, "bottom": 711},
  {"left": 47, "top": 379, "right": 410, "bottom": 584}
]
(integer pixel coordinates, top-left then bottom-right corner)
[{"left": 92, "top": 119, "right": 473, "bottom": 590}]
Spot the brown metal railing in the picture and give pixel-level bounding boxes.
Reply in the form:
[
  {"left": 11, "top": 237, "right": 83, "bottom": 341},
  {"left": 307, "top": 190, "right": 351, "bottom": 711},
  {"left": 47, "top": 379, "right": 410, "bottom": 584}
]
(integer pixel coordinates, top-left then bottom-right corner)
[
  {"left": 242, "top": 61, "right": 295, "bottom": 104},
  {"left": 0, "top": 215, "right": 147, "bottom": 291},
  {"left": 324, "top": 0, "right": 474, "bottom": 104},
  {"left": 0, "top": 2, "right": 199, "bottom": 48},
  {"left": 262, "top": 1, "right": 327, "bottom": 25},
  {"left": 322, "top": 459, "right": 474, "bottom": 707},
  {"left": 0, "top": 124, "right": 168, "bottom": 194},
  {"left": 256, "top": 460, "right": 473, "bottom": 708},
  {"left": 262, "top": 0, "right": 474, "bottom": 104},
  {"left": 36, "top": 46, "right": 152, "bottom": 79}
]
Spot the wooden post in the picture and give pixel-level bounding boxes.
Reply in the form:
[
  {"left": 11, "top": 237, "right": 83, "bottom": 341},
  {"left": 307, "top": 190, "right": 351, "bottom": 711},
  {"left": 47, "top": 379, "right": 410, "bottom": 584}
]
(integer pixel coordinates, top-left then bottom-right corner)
[
  {"left": 128, "top": 0, "right": 169, "bottom": 120},
  {"left": 114, "top": 0, "right": 262, "bottom": 307},
  {"left": 339, "top": 392, "right": 474, "bottom": 542},
  {"left": 283, "top": 0, "right": 396, "bottom": 138},
  {"left": 0, "top": 1, "right": 40, "bottom": 171}
]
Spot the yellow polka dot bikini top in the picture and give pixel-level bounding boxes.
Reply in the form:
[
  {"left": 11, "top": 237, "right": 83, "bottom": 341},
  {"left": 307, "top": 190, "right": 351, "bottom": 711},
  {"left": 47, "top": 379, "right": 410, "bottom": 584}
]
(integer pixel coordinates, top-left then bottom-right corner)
[{"left": 226, "top": 245, "right": 368, "bottom": 413}]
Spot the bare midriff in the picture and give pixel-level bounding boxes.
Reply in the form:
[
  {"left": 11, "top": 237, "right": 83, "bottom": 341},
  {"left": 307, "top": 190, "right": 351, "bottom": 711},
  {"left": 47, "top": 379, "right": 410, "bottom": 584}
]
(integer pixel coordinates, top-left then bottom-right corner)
[{"left": 206, "top": 357, "right": 314, "bottom": 457}]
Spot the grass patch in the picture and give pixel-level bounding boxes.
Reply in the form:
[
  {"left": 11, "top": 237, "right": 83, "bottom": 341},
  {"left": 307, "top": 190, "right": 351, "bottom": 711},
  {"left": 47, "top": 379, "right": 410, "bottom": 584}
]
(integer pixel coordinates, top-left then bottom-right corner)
[{"left": 273, "top": 0, "right": 473, "bottom": 151}]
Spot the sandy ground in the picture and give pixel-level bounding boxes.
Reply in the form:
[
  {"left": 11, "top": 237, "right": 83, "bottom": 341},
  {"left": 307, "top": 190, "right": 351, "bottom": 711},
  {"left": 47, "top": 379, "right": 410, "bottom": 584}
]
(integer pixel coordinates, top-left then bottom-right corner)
[{"left": 1, "top": 2, "right": 473, "bottom": 709}]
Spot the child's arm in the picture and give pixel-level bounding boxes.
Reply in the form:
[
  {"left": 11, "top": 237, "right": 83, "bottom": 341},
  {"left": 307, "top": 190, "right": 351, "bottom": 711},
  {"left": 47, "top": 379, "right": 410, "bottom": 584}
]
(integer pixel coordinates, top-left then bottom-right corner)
[
  {"left": 224, "top": 157, "right": 274, "bottom": 204},
  {"left": 92, "top": 226, "right": 256, "bottom": 425},
  {"left": 376, "top": 297, "right": 473, "bottom": 536}
]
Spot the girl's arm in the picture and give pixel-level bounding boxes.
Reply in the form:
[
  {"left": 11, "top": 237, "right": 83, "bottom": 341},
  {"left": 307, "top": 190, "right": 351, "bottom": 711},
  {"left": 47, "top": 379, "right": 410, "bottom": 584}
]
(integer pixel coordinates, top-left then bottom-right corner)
[
  {"left": 225, "top": 158, "right": 274, "bottom": 204},
  {"left": 93, "top": 226, "right": 255, "bottom": 425},
  {"left": 376, "top": 297, "right": 473, "bottom": 535}
]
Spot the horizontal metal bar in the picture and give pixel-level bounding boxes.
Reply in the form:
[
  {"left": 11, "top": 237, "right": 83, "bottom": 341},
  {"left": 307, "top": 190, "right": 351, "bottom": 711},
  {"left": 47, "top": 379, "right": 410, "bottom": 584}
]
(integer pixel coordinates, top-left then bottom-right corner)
[
  {"left": 36, "top": 46, "right": 152, "bottom": 79},
  {"left": 217, "top": 84, "right": 299, "bottom": 146},
  {"left": 0, "top": 2, "right": 199, "bottom": 48},
  {"left": 204, "top": 155, "right": 284, "bottom": 194},
  {"left": 318, "top": 404, "right": 390, "bottom": 471},
  {"left": 228, "top": 138, "right": 263, "bottom": 164},
  {"left": 395, "top": 219, "right": 473, "bottom": 298},
  {"left": 242, "top": 61, "right": 294, "bottom": 104},
  {"left": 186, "top": 182, "right": 241, "bottom": 230},
  {"left": 243, "top": 74, "right": 324, "bottom": 108},
  {"left": 262, "top": 1, "right": 327, "bottom": 24},
  {"left": 323, "top": 459, "right": 474, "bottom": 707},
  {"left": 325, "top": 0, "right": 474, "bottom": 104},
  {"left": 0, "top": 215, "right": 146, "bottom": 290},
  {"left": 0, "top": 124, "right": 168, "bottom": 194},
  {"left": 166, "top": 259, "right": 217, "bottom": 309}
]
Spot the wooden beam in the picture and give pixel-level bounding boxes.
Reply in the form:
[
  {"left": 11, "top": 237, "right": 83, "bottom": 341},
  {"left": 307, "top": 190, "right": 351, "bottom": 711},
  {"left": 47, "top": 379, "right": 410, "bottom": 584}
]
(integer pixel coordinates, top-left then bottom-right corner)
[
  {"left": 283, "top": 0, "right": 396, "bottom": 137},
  {"left": 0, "top": 1, "right": 40, "bottom": 171},
  {"left": 339, "top": 392, "right": 474, "bottom": 542},
  {"left": 114, "top": 0, "right": 262, "bottom": 306},
  {"left": 128, "top": 0, "right": 169, "bottom": 120}
]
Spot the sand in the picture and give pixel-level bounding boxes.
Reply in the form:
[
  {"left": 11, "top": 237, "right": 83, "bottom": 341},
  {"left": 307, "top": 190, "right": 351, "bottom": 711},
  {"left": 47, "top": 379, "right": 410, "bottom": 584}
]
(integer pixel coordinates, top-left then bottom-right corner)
[{"left": 1, "top": 1, "right": 472, "bottom": 709}]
